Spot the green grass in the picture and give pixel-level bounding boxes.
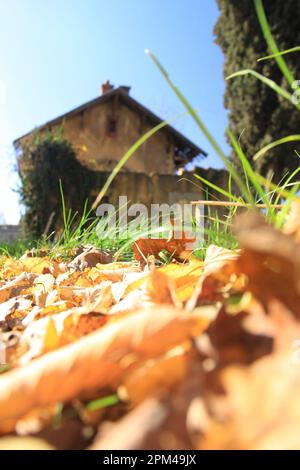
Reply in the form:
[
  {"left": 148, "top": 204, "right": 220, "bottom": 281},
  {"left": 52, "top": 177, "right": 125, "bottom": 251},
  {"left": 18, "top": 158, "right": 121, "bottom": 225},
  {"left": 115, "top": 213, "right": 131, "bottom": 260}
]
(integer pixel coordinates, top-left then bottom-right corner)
[
  {"left": 85, "top": 393, "right": 120, "bottom": 411},
  {"left": 254, "top": 0, "right": 296, "bottom": 87},
  {"left": 0, "top": 239, "right": 33, "bottom": 258},
  {"left": 258, "top": 46, "right": 300, "bottom": 62}
]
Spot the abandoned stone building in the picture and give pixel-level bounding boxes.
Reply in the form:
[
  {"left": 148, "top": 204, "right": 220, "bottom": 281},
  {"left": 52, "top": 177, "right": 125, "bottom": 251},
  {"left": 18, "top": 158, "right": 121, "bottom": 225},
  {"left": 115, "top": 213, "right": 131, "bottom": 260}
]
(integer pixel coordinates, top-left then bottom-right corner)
[{"left": 14, "top": 81, "right": 228, "bottom": 236}]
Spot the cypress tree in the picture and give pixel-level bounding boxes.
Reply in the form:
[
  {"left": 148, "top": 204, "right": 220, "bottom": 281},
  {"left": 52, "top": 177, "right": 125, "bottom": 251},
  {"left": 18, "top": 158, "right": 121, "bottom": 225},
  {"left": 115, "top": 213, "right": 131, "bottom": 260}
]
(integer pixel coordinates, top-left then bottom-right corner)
[{"left": 214, "top": 0, "right": 300, "bottom": 178}]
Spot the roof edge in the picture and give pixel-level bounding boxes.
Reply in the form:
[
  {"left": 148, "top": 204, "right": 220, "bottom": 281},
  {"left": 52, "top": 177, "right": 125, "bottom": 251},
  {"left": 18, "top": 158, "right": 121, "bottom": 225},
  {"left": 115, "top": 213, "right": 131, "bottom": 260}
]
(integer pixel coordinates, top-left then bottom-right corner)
[{"left": 13, "top": 87, "right": 207, "bottom": 158}]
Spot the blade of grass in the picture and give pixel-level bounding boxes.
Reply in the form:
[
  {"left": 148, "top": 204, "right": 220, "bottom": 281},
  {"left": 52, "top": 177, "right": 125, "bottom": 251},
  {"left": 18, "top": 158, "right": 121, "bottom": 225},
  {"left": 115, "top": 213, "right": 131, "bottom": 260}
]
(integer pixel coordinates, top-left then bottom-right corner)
[
  {"left": 275, "top": 181, "right": 300, "bottom": 230},
  {"left": 194, "top": 173, "right": 244, "bottom": 203},
  {"left": 227, "top": 128, "right": 269, "bottom": 209},
  {"left": 258, "top": 46, "right": 300, "bottom": 62},
  {"left": 256, "top": 173, "right": 300, "bottom": 201},
  {"left": 59, "top": 180, "right": 69, "bottom": 241},
  {"left": 226, "top": 69, "right": 300, "bottom": 111},
  {"left": 254, "top": 0, "right": 295, "bottom": 86},
  {"left": 228, "top": 172, "right": 233, "bottom": 201},
  {"left": 253, "top": 135, "right": 300, "bottom": 161},
  {"left": 0, "top": 364, "right": 10, "bottom": 374},
  {"left": 273, "top": 163, "right": 300, "bottom": 207},
  {"left": 85, "top": 394, "right": 120, "bottom": 411},
  {"left": 146, "top": 49, "right": 254, "bottom": 204}
]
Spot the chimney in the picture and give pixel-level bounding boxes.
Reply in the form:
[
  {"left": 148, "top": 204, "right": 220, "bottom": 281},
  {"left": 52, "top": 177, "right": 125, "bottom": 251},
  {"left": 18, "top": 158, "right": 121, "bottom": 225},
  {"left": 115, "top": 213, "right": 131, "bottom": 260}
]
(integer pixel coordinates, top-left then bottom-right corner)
[
  {"left": 101, "top": 80, "right": 114, "bottom": 95},
  {"left": 119, "top": 86, "right": 131, "bottom": 95}
]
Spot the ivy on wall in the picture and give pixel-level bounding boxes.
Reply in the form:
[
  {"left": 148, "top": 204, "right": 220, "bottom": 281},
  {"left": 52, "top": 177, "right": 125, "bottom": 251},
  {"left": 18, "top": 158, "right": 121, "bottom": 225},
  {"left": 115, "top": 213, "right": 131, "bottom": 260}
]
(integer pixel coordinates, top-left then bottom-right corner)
[{"left": 17, "top": 129, "right": 99, "bottom": 239}]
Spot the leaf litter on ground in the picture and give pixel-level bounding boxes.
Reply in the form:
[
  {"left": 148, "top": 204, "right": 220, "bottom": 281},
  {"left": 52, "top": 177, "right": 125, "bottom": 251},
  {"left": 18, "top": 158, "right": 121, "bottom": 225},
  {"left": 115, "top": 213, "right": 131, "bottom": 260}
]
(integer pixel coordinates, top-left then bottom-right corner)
[{"left": 0, "top": 212, "right": 300, "bottom": 449}]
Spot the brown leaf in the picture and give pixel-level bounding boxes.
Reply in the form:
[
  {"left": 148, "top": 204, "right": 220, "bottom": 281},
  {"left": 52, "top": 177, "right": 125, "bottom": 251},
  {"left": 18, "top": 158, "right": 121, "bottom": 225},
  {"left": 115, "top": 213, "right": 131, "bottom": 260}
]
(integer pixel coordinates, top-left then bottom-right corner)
[
  {"left": 198, "top": 299, "right": 300, "bottom": 450},
  {"left": 205, "top": 307, "right": 273, "bottom": 370},
  {"left": 282, "top": 200, "right": 300, "bottom": 243},
  {"left": 90, "top": 398, "right": 167, "bottom": 450},
  {"left": 233, "top": 211, "right": 300, "bottom": 315},
  {"left": 121, "top": 344, "right": 192, "bottom": 406},
  {"left": 68, "top": 247, "right": 112, "bottom": 271},
  {"left": 132, "top": 231, "right": 195, "bottom": 263},
  {"left": 158, "top": 258, "right": 205, "bottom": 304},
  {"left": 31, "top": 274, "right": 56, "bottom": 307},
  {"left": 18, "top": 307, "right": 108, "bottom": 364},
  {"left": 187, "top": 245, "right": 241, "bottom": 309},
  {"left": 3, "top": 257, "right": 56, "bottom": 276},
  {"left": 0, "top": 436, "right": 55, "bottom": 450},
  {"left": 111, "top": 357, "right": 208, "bottom": 450},
  {"left": 0, "top": 296, "right": 32, "bottom": 324},
  {"left": 60, "top": 312, "right": 107, "bottom": 345},
  {"left": 147, "top": 269, "right": 182, "bottom": 308},
  {"left": 202, "top": 245, "right": 240, "bottom": 277},
  {"left": 43, "top": 317, "right": 60, "bottom": 353},
  {"left": 0, "top": 306, "right": 210, "bottom": 427},
  {"left": 201, "top": 347, "right": 300, "bottom": 450},
  {"left": 0, "top": 273, "right": 36, "bottom": 304},
  {"left": 89, "top": 262, "right": 141, "bottom": 283}
]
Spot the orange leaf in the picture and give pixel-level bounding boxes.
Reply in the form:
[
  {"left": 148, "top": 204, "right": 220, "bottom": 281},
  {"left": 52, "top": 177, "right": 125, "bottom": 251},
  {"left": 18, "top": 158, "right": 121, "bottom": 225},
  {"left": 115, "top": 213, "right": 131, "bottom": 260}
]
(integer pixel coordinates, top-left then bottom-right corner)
[
  {"left": 132, "top": 231, "right": 195, "bottom": 263},
  {"left": 0, "top": 306, "right": 210, "bottom": 426}
]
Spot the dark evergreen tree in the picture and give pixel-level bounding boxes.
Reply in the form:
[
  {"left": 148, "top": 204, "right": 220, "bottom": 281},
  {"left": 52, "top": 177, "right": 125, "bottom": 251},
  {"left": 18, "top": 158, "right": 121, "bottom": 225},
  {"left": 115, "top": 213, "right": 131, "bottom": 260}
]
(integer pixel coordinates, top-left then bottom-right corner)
[{"left": 214, "top": 0, "right": 300, "bottom": 178}]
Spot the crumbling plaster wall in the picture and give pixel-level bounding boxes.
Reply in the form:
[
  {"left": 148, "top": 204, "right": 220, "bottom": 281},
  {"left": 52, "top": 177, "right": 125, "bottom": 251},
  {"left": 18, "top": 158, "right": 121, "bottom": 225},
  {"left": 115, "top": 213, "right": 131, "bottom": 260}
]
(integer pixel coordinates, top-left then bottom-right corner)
[{"left": 49, "top": 100, "right": 175, "bottom": 175}]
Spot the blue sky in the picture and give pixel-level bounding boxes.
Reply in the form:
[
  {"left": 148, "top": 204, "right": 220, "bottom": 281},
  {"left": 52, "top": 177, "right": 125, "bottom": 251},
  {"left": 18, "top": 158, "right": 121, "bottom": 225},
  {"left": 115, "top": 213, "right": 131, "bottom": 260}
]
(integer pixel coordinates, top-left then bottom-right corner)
[{"left": 0, "top": 0, "right": 229, "bottom": 224}]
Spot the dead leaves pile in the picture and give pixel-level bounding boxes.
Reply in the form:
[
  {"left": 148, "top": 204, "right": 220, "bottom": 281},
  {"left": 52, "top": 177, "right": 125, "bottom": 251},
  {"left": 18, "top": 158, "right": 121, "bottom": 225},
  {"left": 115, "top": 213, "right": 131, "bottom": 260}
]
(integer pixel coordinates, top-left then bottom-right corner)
[{"left": 1, "top": 209, "right": 300, "bottom": 450}]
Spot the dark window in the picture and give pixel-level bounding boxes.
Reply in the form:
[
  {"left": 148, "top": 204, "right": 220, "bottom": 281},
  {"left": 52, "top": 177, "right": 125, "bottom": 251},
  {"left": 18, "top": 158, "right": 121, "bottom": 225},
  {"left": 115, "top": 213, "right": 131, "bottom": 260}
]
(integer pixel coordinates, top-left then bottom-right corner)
[{"left": 106, "top": 117, "right": 117, "bottom": 137}]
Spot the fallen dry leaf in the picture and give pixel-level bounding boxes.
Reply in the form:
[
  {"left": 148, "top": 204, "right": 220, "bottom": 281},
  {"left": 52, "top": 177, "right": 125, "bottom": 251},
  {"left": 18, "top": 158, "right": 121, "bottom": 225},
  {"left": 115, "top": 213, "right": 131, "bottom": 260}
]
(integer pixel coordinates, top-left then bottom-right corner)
[
  {"left": 0, "top": 436, "right": 55, "bottom": 450},
  {"left": 132, "top": 223, "right": 195, "bottom": 263},
  {"left": 282, "top": 200, "right": 300, "bottom": 243},
  {"left": 0, "top": 208, "right": 300, "bottom": 450},
  {"left": 90, "top": 398, "right": 167, "bottom": 450},
  {"left": 67, "top": 246, "right": 112, "bottom": 271},
  {"left": 233, "top": 211, "right": 300, "bottom": 315},
  {"left": 0, "top": 306, "right": 211, "bottom": 428},
  {"left": 0, "top": 273, "right": 36, "bottom": 304}
]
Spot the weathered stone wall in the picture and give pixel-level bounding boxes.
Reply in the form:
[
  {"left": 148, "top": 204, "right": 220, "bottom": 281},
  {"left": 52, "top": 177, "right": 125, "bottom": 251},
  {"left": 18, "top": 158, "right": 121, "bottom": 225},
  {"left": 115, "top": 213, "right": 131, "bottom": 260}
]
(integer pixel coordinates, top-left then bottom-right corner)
[
  {"left": 89, "top": 168, "right": 230, "bottom": 210},
  {"left": 45, "top": 100, "right": 175, "bottom": 175},
  {"left": 0, "top": 225, "right": 20, "bottom": 243}
]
